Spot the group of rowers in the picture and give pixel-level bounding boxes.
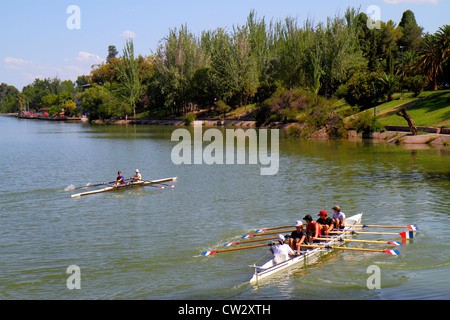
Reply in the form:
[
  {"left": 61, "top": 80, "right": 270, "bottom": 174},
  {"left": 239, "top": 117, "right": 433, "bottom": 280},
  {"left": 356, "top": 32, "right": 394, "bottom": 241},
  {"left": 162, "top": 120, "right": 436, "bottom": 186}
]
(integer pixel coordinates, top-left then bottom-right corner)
[
  {"left": 270, "top": 205, "right": 346, "bottom": 257},
  {"left": 113, "top": 169, "right": 142, "bottom": 187}
]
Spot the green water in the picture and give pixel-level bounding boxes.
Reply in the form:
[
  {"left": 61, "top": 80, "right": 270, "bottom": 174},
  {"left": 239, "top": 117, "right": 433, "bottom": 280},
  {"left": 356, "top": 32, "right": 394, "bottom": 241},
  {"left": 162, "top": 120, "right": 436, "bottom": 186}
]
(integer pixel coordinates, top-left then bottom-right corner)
[{"left": 0, "top": 116, "right": 449, "bottom": 300}]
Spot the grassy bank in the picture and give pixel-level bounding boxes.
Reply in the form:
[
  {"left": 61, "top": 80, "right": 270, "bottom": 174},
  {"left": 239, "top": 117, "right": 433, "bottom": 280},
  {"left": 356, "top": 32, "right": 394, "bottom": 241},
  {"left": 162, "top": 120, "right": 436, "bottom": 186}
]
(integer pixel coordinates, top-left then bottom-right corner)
[{"left": 366, "top": 90, "right": 450, "bottom": 127}]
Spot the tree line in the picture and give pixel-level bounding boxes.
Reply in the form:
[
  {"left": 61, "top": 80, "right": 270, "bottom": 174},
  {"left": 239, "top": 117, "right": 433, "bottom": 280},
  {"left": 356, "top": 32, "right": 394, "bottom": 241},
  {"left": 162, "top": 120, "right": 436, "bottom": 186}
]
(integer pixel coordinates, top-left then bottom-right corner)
[{"left": 1, "top": 8, "right": 449, "bottom": 121}]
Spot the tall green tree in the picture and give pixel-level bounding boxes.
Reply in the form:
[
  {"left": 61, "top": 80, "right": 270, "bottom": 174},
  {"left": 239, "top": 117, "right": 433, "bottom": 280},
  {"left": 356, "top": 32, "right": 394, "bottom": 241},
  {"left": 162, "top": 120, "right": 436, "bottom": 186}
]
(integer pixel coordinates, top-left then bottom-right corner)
[
  {"left": 398, "top": 10, "right": 423, "bottom": 53},
  {"left": 116, "top": 39, "right": 142, "bottom": 117}
]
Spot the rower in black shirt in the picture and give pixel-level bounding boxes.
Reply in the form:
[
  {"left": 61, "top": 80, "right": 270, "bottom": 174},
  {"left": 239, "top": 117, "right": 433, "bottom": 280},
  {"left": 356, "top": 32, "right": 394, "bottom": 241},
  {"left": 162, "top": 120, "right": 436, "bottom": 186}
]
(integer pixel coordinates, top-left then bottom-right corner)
[
  {"left": 317, "top": 210, "right": 334, "bottom": 236},
  {"left": 289, "top": 220, "right": 307, "bottom": 252}
]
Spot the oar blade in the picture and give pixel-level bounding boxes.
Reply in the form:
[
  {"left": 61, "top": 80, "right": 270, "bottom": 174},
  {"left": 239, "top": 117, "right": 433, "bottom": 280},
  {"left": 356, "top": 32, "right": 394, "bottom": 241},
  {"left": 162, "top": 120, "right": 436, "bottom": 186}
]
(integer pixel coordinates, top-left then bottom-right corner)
[
  {"left": 224, "top": 242, "right": 238, "bottom": 247},
  {"left": 399, "top": 231, "right": 414, "bottom": 239},
  {"left": 388, "top": 241, "right": 402, "bottom": 246},
  {"left": 407, "top": 224, "right": 419, "bottom": 231},
  {"left": 242, "top": 235, "right": 255, "bottom": 239},
  {"left": 383, "top": 249, "right": 400, "bottom": 256},
  {"left": 202, "top": 251, "right": 218, "bottom": 256}
]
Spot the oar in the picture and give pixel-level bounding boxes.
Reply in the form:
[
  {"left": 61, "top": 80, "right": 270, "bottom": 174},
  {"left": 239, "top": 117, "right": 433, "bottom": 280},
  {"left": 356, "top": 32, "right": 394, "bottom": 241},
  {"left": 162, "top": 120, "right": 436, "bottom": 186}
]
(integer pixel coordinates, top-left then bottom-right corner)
[
  {"left": 202, "top": 243, "right": 274, "bottom": 256},
  {"left": 349, "top": 224, "right": 419, "bottom": 231},
  {"left": 300, "top": 244, "right": 400, "bottom": 255},
  {"left": 316, "top": 238, "right": 402, "bottom": 246},
  {"left": 330, "top": 230, "right": 414, "bottom": 239},
  {"left": 225, "top": 237, "right": 279, "bottom": 246},
  {"left": 73, "top": 181, "right": 115, "bottom": 190},
  {"left": 242, "top": 230, "right": 295, "bottom": 238},
  {"left": 255, "top": 225, "right": 295, "bottom": 233}
]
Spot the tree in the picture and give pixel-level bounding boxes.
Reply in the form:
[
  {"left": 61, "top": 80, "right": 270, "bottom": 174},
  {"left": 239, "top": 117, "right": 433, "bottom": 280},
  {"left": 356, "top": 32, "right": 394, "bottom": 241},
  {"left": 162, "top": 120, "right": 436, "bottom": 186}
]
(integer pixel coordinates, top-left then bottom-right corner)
[
  {"left": 417, "top": 25, "right": 450, "bottom": 90},
  {"left": 107, "top": 45, "right": 119, "bottom": 63},
  {"left": 377, "top": 72, "right": 400, "bottom": 101},
  {"left": 398, "top": 10, "right": 423, "bottom": 53},
  {"left": 116, "top": 39, "right": 143, "bottom": 117}
]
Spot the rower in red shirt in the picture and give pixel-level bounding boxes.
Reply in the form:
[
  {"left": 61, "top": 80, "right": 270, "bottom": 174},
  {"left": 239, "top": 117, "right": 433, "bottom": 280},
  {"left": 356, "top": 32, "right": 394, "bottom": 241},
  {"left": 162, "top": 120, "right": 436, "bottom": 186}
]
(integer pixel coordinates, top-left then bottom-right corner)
[{"left": 303, "top": 214, "right": 321, "bottom": 243}]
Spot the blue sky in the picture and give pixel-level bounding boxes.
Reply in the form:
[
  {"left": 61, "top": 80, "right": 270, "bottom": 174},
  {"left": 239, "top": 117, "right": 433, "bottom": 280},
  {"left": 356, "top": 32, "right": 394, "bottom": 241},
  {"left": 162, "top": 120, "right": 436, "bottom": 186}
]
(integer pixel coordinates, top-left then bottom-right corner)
[{"left": 1, "top": 0, "right": 448, "bottom": 90}]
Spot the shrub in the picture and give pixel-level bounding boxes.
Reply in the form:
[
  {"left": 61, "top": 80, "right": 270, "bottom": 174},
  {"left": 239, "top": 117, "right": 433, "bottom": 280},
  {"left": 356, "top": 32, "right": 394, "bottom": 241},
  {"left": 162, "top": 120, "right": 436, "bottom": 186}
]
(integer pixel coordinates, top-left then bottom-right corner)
[{"left": 182, "top": 112, "right": 196, "bottom": 125}]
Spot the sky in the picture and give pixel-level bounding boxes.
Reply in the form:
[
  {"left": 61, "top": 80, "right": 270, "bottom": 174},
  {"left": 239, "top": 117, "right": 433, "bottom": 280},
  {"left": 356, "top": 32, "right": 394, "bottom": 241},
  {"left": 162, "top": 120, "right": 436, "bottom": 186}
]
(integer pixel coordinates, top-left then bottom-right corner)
[{"left": 1, "top": 0, "right": 448, "bottom": 91}]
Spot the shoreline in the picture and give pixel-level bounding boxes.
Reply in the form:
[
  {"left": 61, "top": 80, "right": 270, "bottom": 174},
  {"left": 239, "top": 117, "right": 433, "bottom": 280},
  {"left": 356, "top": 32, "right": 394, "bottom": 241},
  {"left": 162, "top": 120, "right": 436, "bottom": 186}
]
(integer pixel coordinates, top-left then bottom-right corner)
[
  {"left": 3, "top": 114, "right": 448, "bottom": 146},
  {"left": 92, "top": 117, "right": 450, "bottom": 147}
]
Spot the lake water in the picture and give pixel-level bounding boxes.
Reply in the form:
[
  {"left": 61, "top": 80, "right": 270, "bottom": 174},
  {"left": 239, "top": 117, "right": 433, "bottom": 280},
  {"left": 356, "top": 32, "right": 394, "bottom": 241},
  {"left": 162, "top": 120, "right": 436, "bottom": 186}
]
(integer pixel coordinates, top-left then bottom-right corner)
[{"left": 1, "top": 115, "right": 449, "bottom": 301}]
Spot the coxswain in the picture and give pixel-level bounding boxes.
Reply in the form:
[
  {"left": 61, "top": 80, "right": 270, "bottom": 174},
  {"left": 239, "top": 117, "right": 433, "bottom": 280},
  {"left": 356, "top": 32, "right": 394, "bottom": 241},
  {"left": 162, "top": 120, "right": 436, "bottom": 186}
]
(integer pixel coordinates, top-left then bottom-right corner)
[
  {"left": 332, "top": 205, "right": 346, "bottom": 230},
  {"left": 131, "top": 169, "right": 142, "bottom": 182},
  {"left": 114, "top": 171, "right": 126, "bottom": 187},
  {"left": 289, "top": 220, "right": 306, "bottom": 251},
  {"left": 317, "top": 210, "right": 334, "bottom": 236},
  {"left": 304, "top": 214, "right": 321, "bottom": 243},
  {"left": 270, "top": 234, "right": 296, "bottom": 263}
]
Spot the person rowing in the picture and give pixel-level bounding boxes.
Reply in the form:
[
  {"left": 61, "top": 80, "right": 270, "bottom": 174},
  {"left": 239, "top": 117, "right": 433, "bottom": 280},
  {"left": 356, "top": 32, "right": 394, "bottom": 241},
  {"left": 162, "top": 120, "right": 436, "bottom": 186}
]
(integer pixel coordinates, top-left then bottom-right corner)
[
  {"left": 332, "top": 205, "right": 346, "bottom": 230},
  {"left": 317, "top": 210, "right": 334, "bottom": 236},
  {"left": 131, "top": 169, "right": 142, "bottom": 182},
  {"left": 289, "top": 220, "right": 306, "bottom": 251},
  {"left": 114, "top": 171, "right": 126, "bottom": 187},
  {"left": 304, "top": 214, "right": 321, "bottom": 243},
  {"left": 270, "top": 234, "right": 296, "bottom": 263}
]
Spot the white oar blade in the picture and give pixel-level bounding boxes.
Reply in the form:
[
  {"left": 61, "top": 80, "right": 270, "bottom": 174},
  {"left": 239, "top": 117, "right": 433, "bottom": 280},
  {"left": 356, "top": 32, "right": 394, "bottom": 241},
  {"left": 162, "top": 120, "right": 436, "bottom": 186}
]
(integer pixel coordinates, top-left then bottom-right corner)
[{"left": 384, "top": 249, "right": 400, "bottom": 256}]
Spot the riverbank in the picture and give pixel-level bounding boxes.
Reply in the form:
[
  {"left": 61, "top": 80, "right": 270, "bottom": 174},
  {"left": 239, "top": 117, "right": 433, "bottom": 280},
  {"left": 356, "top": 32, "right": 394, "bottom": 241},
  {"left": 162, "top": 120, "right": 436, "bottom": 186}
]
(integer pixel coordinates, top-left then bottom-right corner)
[{"left": 91, "top": 117, "right": 450, "bottom": 146}]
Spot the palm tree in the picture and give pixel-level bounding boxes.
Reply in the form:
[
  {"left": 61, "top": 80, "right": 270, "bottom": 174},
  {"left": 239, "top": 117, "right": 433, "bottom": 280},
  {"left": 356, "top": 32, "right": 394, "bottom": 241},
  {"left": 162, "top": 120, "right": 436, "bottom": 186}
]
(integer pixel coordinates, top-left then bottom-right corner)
[
  {"left": 378, "top": 72, "right": 399, "bottom": 101},
  {"left": 416, "top": 25, "right": 450, "bottom": 90}
]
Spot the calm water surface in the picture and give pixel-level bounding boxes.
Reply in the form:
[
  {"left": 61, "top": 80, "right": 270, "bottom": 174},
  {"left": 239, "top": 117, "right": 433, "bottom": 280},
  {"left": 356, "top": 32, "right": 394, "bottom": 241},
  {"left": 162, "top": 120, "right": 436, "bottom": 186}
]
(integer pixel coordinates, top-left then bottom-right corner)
[{"left": 0, "top": 116, "right": 449, "bottom": 300}]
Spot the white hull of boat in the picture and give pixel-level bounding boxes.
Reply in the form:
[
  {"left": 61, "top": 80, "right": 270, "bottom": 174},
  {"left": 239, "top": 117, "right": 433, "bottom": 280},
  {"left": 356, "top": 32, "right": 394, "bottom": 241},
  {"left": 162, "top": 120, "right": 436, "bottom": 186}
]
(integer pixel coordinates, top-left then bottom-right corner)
[
  {"left": 71, "top": 177, "right": 177, "bottom": 198},
  {"left": 249, "top": 213, "right": 363, "bottom": 285}
]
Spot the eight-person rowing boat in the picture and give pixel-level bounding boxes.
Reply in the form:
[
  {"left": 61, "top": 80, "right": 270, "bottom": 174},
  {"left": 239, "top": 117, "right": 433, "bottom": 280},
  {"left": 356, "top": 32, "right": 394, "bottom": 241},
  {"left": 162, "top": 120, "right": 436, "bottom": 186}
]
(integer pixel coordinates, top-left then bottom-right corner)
[{"left": 71, "top": 176, "right": 177, "bottom": 198}]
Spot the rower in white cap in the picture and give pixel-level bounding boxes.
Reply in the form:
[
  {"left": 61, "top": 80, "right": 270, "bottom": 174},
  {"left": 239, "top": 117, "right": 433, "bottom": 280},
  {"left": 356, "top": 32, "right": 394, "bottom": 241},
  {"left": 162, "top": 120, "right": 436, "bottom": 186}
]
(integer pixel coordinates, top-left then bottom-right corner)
[
  {"left": 270, "top": 234, "right": 296, "bottom": 263},
  {"left": 289, "top": 220, "right": 306, "bottom": 251},
  {"left": 131, "top": 169, "right": 142, "bottom": 182}
]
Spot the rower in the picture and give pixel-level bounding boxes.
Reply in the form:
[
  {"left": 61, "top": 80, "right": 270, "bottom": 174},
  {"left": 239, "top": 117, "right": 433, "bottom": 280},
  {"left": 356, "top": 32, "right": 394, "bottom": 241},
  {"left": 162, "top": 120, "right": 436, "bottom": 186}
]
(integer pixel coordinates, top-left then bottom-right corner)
[
  {"left": 332, "top": 205, "right": 346, "bottom": 230},
  {"left": 131, "top": 169, "right": 142, "bottom": 182},
  {"left": 304, "top": 214, "right": 321, "bottom": 243},
  {"left": 317, "top": 210, "right": 334, "bottom": 236},
  {"left": 270, "top": 234, "right": 296, "bottom": 263},
  {"left": 114, "top": 171, "right": 126, "bottom": 187},
  {"left": 289, "top": 220, "right": 306, "bottom": 251}
]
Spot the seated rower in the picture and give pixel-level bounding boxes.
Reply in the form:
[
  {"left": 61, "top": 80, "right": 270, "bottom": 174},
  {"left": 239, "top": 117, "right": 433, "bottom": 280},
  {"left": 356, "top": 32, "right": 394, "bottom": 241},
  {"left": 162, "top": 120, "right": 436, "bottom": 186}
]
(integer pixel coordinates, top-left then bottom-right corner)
[
  {"left": 131, "top": 169, "right": 142, "bottom": 182},
  {"left": 317, "top": 210, "right": 334, "bottom": 236},
  {"left": 332, "top": 205, "right": 346, "bottom": 230},
  {"left": 270, "top": 234, "right": 296, "bottom": 262},
  {"left": 114, "top": 171, "right": 126, "bottom": 187},
  {"left": 289, "top": 220, "right": 306, "bottom": 251},
  {"left": 304, "top": 214, "right": 321, "bottom": 243}
]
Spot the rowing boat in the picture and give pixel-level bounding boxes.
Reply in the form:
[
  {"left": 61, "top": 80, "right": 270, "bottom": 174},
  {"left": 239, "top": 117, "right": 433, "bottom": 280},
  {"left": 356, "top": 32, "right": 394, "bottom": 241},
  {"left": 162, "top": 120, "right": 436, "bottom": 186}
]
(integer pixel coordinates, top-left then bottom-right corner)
[
  {"left": 248, "top": 213, "right": 363, "bottom": 285},
  {"left": 71, "top": 177, "right": 177, "bottom": 198}
]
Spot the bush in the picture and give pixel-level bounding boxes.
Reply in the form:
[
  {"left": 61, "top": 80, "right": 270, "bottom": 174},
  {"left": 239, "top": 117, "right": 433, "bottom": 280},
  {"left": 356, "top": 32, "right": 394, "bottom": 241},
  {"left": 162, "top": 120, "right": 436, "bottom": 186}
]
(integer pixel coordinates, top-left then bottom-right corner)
[
  {"left": 182, "top": 112, "right": 196, "bottom": 125},
  {"left": 405, "top": 75, "right": 427, "bottom": 97},
  {"left": 349, "top": 111, "right": 384, "bottom": 135}
]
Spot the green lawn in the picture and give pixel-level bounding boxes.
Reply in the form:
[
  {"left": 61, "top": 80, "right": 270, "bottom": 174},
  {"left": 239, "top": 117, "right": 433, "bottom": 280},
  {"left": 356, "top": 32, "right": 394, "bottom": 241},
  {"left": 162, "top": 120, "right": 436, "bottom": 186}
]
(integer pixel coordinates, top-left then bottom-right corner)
[{"left": 370, "top": 90, "right": 450, "bottom": 127}]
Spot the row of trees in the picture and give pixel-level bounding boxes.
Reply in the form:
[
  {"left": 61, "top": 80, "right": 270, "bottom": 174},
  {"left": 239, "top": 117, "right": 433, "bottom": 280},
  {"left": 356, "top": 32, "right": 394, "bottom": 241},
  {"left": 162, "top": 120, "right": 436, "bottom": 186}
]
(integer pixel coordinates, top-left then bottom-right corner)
[{"left": 1, "top": 8, "right": 449, "bottom": 120}]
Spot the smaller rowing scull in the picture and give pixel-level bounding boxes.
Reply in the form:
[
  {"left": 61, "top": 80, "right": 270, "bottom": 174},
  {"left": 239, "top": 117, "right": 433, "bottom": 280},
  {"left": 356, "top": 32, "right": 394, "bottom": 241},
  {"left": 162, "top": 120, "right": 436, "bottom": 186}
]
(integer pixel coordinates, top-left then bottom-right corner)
[{"left": 71, "top": 177, "right": 177, "bottom": 198}]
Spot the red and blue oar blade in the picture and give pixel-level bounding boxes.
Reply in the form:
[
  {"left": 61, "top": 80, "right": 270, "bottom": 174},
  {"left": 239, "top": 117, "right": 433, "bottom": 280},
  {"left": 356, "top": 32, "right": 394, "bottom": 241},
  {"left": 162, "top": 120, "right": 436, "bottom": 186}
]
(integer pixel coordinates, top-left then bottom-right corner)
[
  {"left": 242, "top": 234, "right": 256, "bottom": 239},
  {"left": 202, "top": 251, "right": 218, "bottom": 256},
  {"left": 399, "top": 231, "right": 414, "bottom": 239},
  {"left": 387, "top": 241, "right": 402, "bottom": 246},
  {"left": 407, "top": 224, "right": 419, "bottom": 231},
  {"left": 383, "top": 249, "right": 400, "bottom": 256}
]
